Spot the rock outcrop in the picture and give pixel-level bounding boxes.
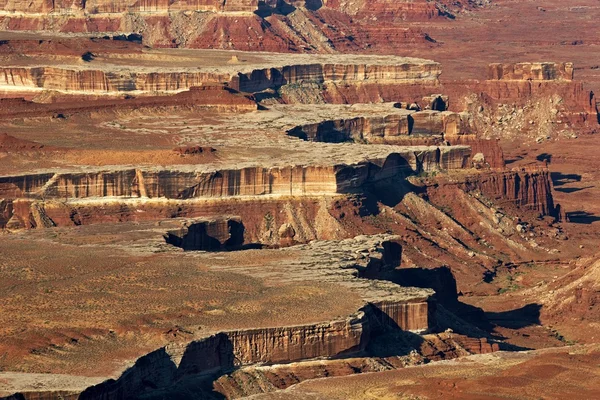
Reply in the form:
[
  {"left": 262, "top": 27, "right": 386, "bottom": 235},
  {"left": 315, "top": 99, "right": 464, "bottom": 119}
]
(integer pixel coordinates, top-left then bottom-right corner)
[
  {"left": 286, "top": 110, "right": 468, "bottom": 145},
  {"left": 75, "top": 235, "right": 434, "bottom": 399},
  {"left": 0, "top": 0, "right": 260, "bottom": 14},
  {"left": 457, "top": 167, "right": 560, "bottom": 219},
  {"left": 212, "top": 331, "right": 499, "bottom": 399},
  {"left": 487, "top": 62, "right": 574, "bottom": 81},
  {"left": 0, "top": 66, "right": 230, "bottom": 93},
  {"left": 79, "top": 312, "right": 368, "bottom": 400},
  {"left": 0, "top": 0, "right": 454, "bottom": 51},
  {"left": 0, "top": 56, "right": 440, "bottom": 95},
  {"left": 0, "top": 150, "right": 468, "bottom": 201},
  {"left": 231, "top": 61, "right": 441, "bottom": 93},
  {"left": 0, "top": 148, "right": 471, "bottom": 230},
  {"left": 164, "top": 217, "right": 246, "bottom": 251}
]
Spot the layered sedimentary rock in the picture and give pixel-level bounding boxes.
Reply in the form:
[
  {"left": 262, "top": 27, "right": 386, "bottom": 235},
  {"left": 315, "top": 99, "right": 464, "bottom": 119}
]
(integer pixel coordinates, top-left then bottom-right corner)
[
  {"left": 284, "top": 110, "right": 498, "bottom": 168},
  {"left": 0, "top": 148, "right": 471, "bottom": 230},
  {"left": 74, "top": 235, "right": 434, "bottom": 399},
  {"left": 0, "top": 56, "right": 440, "bottom": 95},
  {"left": 0, "top": 166, "right": 336, "bottom": 200},
  {"left": 0, "top": 0, "right": 452, "bottom": 51},
  {"left": 213, "top": 332, "right": 499, "bottom": 399},
  {"left": 0, "top": 66, "right": 229, "bottom": 93},
  {"left": 79, "top": 312, "right": 367, "bottom": 400},
  {"left": 487, "top": 62, "right": 574, "bottom": 81},
  {"left": 0, "top": 149, "right": 468, "bottom": 202},
  {"left": 457, "top": 167, "right": 560, "bottom": 219},
  {"left": 287, "top": 114, "right": 414, "bottom": 143},
  {"left": 286, "top": 110, "right": 470, "bottom": 145},
  {"left": 231, "top": 61, "right": 441, "bottom": 93},
  {"left": 368, "top": 301, "right": 430, "bottom": 331},
  {"left": 0, "top": 0, "right": 259, "bottom": 13}
]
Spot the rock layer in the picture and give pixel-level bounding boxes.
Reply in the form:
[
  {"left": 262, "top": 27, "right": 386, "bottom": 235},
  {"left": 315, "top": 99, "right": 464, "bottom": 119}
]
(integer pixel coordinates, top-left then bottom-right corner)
[
  {"left": 0, "top": 60, "right": 440, "bottom": 95},
  {"left": 79, "top": 312, "right": 368, "bottom": 400},
  {"left": 286, "top": 110, "right": 468, "bottom": 145},
  {"left": 75, "top": 235, "right": 434, "bottom": 399},
  {"left": 487, "top": 62, "right": 574, "bottom": 81},
  {"left": 0, "top": 149, "right": 468, "bottom": 200},
  {"left": 456, "top": 167, "right": 560, "bottom": 219}
]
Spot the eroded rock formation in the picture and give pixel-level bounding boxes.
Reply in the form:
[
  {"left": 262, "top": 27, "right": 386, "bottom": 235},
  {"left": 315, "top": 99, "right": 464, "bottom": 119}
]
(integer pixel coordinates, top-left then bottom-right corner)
[
  {"left": 488, "top": 62, "right": 574, "bottom": 81},
  {"left": 431, "top": 167, "right": 562, "bottom": 220},
  {"left": 79, "top": 312, "right": 368, "bottom": 400},
  {"left": 0, "top": 148, "right": 472, "bottom": 230},
  {"left": 164, "top": 217, "right": 247, "bottom": 251},
  {"left": 286, "top": 110, "right": 468, "bottom": 145},
  {"left": 0, "top": 57, "right": 440, "bottom": 95},
  {"left": 231, "top": 61, "right": 441, "bottom": 92},
  {"left": 74, "top": 235, "right": 435, "bottom": 399}
]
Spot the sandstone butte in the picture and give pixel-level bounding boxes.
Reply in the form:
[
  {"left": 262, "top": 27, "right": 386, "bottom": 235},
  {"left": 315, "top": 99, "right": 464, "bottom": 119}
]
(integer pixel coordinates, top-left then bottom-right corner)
[{"left": 1, "top": 0, "right": 600, "bottom": 399}]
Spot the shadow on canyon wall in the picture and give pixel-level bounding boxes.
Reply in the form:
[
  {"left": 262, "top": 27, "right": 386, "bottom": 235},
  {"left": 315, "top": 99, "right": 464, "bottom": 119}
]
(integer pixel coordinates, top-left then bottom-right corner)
[{"left": 387, "top": 266, "right": 540, "bottom": 350}]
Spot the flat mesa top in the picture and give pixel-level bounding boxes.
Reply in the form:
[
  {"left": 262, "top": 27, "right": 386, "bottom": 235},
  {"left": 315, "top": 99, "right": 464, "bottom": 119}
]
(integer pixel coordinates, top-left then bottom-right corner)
[
  {"left": 0, "top": 103, "right": 467, "bottom": 176},
  {"left": 0, "top": 42, "right": 439, "bottom": 73},
  {"left": 0, "top": 225, "right": 428, "bottom": 376}
]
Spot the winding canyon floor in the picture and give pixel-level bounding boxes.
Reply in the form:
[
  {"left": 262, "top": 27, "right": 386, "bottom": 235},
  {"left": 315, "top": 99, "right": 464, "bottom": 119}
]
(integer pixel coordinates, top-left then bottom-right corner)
[{"left": 1, "top": 0, "right": 600, "bottom": 399}]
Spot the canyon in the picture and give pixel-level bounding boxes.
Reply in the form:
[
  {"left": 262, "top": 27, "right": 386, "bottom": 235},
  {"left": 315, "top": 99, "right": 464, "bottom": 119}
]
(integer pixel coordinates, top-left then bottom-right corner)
[{"left": 1, "top": 0, "right": 600, "bottom": 399}]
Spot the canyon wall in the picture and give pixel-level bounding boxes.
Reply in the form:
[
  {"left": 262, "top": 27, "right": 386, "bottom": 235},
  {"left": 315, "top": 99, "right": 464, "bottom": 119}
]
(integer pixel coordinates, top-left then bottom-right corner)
[
  {"left": 0, "top": 149, "right": 471, "bottom": 231},
  {"left": 0, "top": 61, "right": 440, "bottom": 94},
  {"left": 286, "top": 110, "right": 467, "bottom": 145},
  {"left": 458, "top": 167, "right": 560, "bottom": 219},
  {"left": 0, "top": 67, "right": 230, "bottom": 93},
  {"left": 284, "top": 111, "right": 507, "bottom": 168},
  {"left": 317, "top": 63, "right": 596, "bottom": 129},
  {"left": 231, "top": 61, "right": 442, "bottom": 93},
  {"left": 368, "top": 301, "right": 431, "bottom": 331},
  {"left": 77, "top": 233, "right": 436, "bottom": 400},
  {"left": 487, "top": 62, "right": 574, "bottom": 81},
  {"left": 0, "top": 166, "right": 337, "bottom": 200},
  {"left": 77, "top": 301, "right": 432, "bottom": 399},
  {"left": 0, "top": 150, "right": 468, "bottom": 203},
  {"left": 74, "top": 312, "right": 367, "bottom": 399},
  {"left": 164, "top": 217, "right": 245, "bottom": 251},
  {"left": 0, "top": 0, "right": 259, "bottom": 14},
  {"left": 442, "top": 64, "right": 597, "bottom": 128}
]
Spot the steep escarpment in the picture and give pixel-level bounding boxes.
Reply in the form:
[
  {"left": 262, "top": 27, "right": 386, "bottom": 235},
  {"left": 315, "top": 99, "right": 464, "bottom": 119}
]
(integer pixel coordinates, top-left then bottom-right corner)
[
  {"left": 73, "top": 235, "right": 436, "bottom": 400},
  {"left": 1, "top": 166, "right": 339, "bottom": 200},
  {"left": 286, "top": 110, "right": 468, "bottom": 145},
  {"left": 0, "top": 0, "right": 455, "bottom": 51},
  {"left": 0, "top": 66, "right": 230, "bottom": 93},
  {"left": 213, "top": 332, "right": 499, "bottom": 399},
  {"left": 487, "top": 62, "right": 574, "bottom": 82},
  {"left": 439, "top": 63, "right": 599, "bottom": 139},
  {"left": 0, "top": 0, "right": 259, "bottom": 14},
  {"left": 285, "top": 109, "right": 505, "bottom": 168},
  {"left": 79, "top": 313, "right": 368, "bottom": 400},
  {"left": 231, "top": 61, "right": 441, "bottom": 93},
  {"left": 0, "top": 56, "right": 440, "bottom": 95},
  {"left": 0, "top": 147, "right": 470, "bottom": 231},
  {"left": 0, "top": 149, "right": 467, "bottom": 202},
  {"left": 457, "top": 168, "right": 561, "bottom": 219}
]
